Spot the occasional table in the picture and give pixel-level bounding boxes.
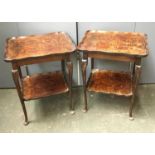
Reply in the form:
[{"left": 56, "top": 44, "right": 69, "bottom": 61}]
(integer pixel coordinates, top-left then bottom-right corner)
[
  {"left": 4, "top": 32, "right": 76, "bottom": 125},
  {"left": 78, "top": 30, "right": 148, "bottom": 119}
]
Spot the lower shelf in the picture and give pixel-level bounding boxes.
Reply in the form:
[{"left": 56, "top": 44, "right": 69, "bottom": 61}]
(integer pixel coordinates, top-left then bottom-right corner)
[
  {"left": 22, "top": 71, "right": 69, "bottom": 100},
  {"left": 87, "top": 69, "right": 133, "bottom": 96}
]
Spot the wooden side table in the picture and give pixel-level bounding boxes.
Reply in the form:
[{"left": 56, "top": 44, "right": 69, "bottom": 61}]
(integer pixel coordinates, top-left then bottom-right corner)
[
  {"left": 78, "top": 30, "right": 149, "bottom": 119},
  {"left": 4, "top": 32, "right": 76, "bottom": 125}
]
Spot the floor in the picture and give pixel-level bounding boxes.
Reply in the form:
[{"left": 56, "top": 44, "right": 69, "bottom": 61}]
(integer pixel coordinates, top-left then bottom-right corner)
[{"left": 0, "top": 84, "right": 155, "bottom": 132}]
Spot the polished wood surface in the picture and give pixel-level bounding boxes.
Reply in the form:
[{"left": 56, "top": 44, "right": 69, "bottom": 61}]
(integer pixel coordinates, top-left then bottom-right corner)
[
  {"left": 5, "top": 32, "right": 76, "bottom": 61},
  {"left": 87, "top": 69, "right": 132, "bottom": 96},
  {"left": 78, "top": 30, "right": 148, "bottom": 57},
  {"left": 22, "top": 71, "right": 69, "bottom": 100}
]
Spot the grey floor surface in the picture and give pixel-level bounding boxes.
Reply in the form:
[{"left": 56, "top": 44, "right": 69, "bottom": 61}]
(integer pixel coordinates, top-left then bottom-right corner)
[{"left": 0, "top": 85, "right": 155, "bottom": 132}]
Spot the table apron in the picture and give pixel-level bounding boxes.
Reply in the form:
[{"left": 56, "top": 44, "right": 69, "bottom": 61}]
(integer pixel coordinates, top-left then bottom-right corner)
[
  {"left": 12, "top": 54, "right": 71, "bottom": 67},
  {"left": 87, "top": 52, "right": 139, "bottom": 63}
]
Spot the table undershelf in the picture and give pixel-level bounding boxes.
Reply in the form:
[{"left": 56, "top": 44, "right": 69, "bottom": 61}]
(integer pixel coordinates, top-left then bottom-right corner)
[
  {"left": 87, "top": 69, "right": 133, "bottom": 96},
  {"left": 22, "top": 71, "right": 69, "bottom": 100}
]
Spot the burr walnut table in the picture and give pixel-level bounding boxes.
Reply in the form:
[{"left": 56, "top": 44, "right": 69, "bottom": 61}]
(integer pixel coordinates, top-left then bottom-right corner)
[
  {"left": 78, "top": 30, "right": 149, "bottom": 119},
  {"left": 4, "top": 32, "right": 76, "bottom": 125}
]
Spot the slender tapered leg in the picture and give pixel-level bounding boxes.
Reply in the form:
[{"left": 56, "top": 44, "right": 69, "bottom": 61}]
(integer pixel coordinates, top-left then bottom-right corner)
[
  {"left": 17, "top": 66, "right": 22, "bottom": 79},
  {"left": 90, "top": 58, "right": 95, "bottom": 97},
  {"left": 129, "top": 61, "right": 141, "bottom": 120},
  {"left": 61, "top": 60, "right": 65, "bottom": 74},
  {"left": 12, "top": 66, "right": 29, "bottom": 125},
  {"left": 81, "top": 58, "right": 88, "bottom": 112},
  {"left": 91, "top": 58, "right": 94, "bottom": 70},
  {"left": 132, "top": 62, "right": 136, "bottom": 75},
  {"left": 61, "top": 59, "right": 68, "bottom": 84},
  {"left": 129, "top": 62, "right": 136, "bottom": 120},
  {"left": 129, "top": 95, "right": 135, "bottom": 120},
  {"left": 67, "top": 60, "right": 74, "bottom": 114}
]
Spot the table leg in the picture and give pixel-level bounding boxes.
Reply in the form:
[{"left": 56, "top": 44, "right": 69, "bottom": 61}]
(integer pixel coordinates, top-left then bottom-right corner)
[
  {"left": 67, "top": 61, "right": 74, "bottom": 114},
  {"left": 25, "top": 65, "right": 29, "bottom": 76},
  {"left": 81, "top": 59, "right": 88, "bottom": 112},
  {"left": 132, "top": 62, "right": 136, "bottom": 76},
  {"left": 61, "top": 60, "right": 68, "bottom": 84},
  {"left": 61, "top": 60, "right": 65, "bottom": 73},
  {"left": 129, "top": 61, "right": 141, "bottom": 120},
  {"left": 18, "top": 66, "right": 22, "bottom": 79},
  {"left": 91, "top": 58, "right": 94, "bottom": 70},
  {"left": 12, "top": 68, "right": 29, "bottom": 125}
]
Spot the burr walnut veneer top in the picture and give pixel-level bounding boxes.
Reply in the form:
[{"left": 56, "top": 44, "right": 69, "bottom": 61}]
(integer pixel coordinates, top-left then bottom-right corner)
[
  {"left": 78, "top": 30, "right": 148, "bottom": 57},
  {"left": 22, "top": 71, "right": 69, "bottom": 100},
  {"left": 87, "top": 69, "right": 132, "bottom": 96},
  {"left": 5, "top": 32, "right": 75, "bottom": 61}
]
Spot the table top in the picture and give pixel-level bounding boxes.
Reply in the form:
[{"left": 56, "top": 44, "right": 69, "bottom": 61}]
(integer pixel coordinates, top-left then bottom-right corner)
[
  {"left": 78, "top": 30, "right": 149, "bottom": 57},
  {"left": 5, "top": 32, "right": 76, "bottom": 62}
]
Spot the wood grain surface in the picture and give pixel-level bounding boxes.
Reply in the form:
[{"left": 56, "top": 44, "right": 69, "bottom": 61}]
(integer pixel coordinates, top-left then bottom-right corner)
[
  {"left": 87, "top": 69, "right": 132, "bottom": 96},
  {"left": 5, "top": 32, "right": 75, "bottom": 61},
  {"left": 78, "top": 30, "right": 148, "bottom": 57}
]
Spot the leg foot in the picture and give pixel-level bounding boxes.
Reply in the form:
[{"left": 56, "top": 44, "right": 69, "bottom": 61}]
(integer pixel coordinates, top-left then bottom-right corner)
[
  {"left": 70, "top": 110, "right": 75, "bottom": 115},
  {"left": 24, "top": 121, "right": 29, "bottom": 126},
  {"left": 129, "top": 95, "right": 135, "bottom": 121},
  {"left": 129, "top": 117, "right": 134, "bottom": 121},
  {"left": 82, "top": 109, "right": 88, "bottom": 113}
]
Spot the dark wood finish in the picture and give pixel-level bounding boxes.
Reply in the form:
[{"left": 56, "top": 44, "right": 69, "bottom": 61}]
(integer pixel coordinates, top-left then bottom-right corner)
[
  {"left": 78, "top": 30, "right": 148, "bottom": 57},
  {"left": 88, "top": 52, "right": 138, "bottom": 62},
  {"left": 5, "top": 32, "right": 76, "bottom": 62},
  {"left": 5, "top": 32, "right": 75, "bottom": 125},
  {"left": 91, "top": 58, "right": 94, "bottom": 70},
  {"left": 78, "top": 30, "right": 149, "bottom": 119},
  {"left": 87, "top": 69, "right": 132, "bottom": 96},
  {"left": 61, "top": 60, "right": 65, "bottom": 74},
  {"left": 12, "top": 69, "right": 28, "bottom": 125},
  {"left": 81, "top": 59, "right": 88, "bottom": 112},
  {"left": 14, "top": 54, "right": 69, "bottom": 67},
  {"left": 17, "top": 66, "right": 22, "bottom": 79},
  {"left": 25, "top": 66, "right": 29, "bottom": 76},
  {"left": 22, "top": 71, "right": 69, "bottom": 100},
  {"left": 130, "top": 63, "right": 142, "bottom": 118},
  {"left": 67, "top": 61, "right": 73, "bottom": 111}
]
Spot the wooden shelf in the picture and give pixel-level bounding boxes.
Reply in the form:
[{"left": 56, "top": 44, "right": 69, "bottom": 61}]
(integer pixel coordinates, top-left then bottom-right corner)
[
  {"left": 22, "top": 71, "right": 69, "bottom": 100},
  {"left": 87, "top": 69, "right": 133, "bottom": 96}
]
